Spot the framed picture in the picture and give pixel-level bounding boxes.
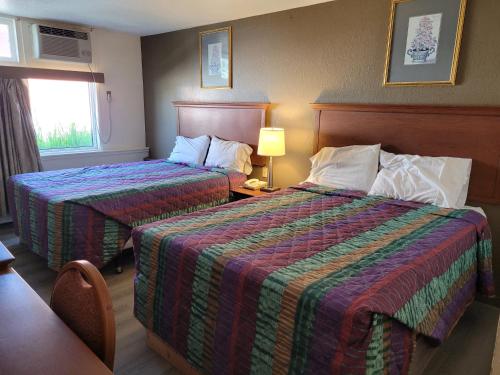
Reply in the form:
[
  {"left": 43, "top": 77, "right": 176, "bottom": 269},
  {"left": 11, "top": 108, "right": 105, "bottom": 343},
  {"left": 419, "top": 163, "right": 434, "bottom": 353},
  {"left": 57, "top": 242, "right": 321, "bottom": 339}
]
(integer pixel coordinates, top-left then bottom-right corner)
[
  {"left": 199, "top": 26, "right": 232, "bottom": 89},
  {"left": 383, "top": 0, "right": 467, "bottom": 86}
]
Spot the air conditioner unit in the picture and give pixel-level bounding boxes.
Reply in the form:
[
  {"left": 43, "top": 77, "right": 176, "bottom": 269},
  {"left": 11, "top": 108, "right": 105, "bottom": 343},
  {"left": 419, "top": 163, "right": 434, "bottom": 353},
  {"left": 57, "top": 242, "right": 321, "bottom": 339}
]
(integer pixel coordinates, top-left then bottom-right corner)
[{"left": 32, "top": 24, "right": 92, "bottom": 63}]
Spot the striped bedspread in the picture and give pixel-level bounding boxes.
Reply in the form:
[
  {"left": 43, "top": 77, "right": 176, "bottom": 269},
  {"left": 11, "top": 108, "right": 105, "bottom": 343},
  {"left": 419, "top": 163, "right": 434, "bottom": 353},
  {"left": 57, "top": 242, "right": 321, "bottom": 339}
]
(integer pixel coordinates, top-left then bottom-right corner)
[
  {"left": 7, "top": 160, "right": 245, "bottom": 270},
  {"left": 133, "top": 183, "right": 494, "bottom": 375}
]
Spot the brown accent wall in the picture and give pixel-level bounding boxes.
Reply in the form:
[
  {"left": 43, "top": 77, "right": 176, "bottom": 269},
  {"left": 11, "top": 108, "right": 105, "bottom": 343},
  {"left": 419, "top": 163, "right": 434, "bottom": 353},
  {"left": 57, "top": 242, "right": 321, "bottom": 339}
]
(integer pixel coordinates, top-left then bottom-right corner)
[{"left": 142, "top": 0, "right": 500, "bottom": 188}]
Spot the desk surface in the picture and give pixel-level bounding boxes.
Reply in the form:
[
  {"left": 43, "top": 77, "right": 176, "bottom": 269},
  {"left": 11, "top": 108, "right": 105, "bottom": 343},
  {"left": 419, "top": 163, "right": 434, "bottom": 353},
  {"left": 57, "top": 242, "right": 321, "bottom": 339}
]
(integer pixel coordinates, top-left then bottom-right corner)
[{"left": 0, "top": 267, "right": 112, "bottom": 375}]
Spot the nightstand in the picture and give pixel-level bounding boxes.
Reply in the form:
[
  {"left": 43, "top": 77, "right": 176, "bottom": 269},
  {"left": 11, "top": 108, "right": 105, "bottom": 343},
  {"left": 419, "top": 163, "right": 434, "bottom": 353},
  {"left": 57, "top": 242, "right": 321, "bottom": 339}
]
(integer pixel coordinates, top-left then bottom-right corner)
[{"left": 230, "top": 186, "right": 279, "bottom": 201}]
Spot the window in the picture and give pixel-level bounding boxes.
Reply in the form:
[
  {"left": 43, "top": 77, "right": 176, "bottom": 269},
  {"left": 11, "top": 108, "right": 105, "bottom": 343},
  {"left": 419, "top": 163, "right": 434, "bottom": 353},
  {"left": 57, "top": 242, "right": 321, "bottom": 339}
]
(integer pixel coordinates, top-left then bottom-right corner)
[
  {"left": 28, "top": 79, "right": 99, "bottom": 152},
  {"left": 0, "top": 16, "right": 19, "bottom": 62}
]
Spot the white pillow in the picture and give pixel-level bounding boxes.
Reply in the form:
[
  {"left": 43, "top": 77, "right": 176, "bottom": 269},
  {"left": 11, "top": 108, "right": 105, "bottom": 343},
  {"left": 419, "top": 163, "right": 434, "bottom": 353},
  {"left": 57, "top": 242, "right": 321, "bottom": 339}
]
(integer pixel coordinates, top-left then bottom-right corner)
[
  {"left": 168, "top": 135, "right": 210, "bottom": 165},
  {"left": 205, "top": 136, "right": 253, "bottom": 174},
  {"left": 305, "top": 144, "right": 381, "bottom": 192},
  {"left": 368, "top": 151, "right": 472, "bottom": 208}
]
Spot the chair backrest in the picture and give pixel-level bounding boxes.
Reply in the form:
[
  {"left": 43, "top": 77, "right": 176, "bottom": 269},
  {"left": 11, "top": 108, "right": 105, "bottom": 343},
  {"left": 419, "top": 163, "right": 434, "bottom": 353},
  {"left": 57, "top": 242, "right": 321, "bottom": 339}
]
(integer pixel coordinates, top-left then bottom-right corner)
[{"left": 50, "top": 260, "right": 115, "bottom": 370}]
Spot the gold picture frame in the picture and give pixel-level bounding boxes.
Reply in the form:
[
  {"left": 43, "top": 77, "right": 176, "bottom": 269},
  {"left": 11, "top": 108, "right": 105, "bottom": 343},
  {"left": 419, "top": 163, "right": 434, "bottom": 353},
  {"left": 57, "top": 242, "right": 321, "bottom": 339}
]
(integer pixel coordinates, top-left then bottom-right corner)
[
  {"left": 199, "top": 26, "right": 232, "bottom": 89},
  {"left": 383, "top": 0, "right": 467, "bottom": 86}
]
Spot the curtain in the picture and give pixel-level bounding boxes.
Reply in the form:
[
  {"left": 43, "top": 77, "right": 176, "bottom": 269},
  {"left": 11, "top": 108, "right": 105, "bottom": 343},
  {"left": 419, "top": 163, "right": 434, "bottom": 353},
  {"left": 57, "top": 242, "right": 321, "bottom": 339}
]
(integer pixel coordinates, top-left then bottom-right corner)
[{"left": 0, "top": 78, "right": 42, "bottom": 217}]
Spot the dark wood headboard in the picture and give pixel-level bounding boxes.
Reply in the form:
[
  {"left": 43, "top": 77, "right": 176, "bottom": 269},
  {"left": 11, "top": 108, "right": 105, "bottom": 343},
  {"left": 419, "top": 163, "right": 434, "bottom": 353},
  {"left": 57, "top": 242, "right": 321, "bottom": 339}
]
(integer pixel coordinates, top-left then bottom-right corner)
[
  {"left": 311, "top": 104, "right": 500, "bottom": 205},
  {"left": 173, "top": 101, "right": 270, "bottom": 166}
]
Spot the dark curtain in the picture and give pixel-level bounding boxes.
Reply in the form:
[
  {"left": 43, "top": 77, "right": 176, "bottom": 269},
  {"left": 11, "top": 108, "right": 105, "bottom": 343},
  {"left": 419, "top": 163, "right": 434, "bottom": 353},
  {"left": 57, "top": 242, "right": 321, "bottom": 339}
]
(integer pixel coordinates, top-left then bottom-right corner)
[{"left": 0, "top": 78, "right": 42, "bottom": 217}]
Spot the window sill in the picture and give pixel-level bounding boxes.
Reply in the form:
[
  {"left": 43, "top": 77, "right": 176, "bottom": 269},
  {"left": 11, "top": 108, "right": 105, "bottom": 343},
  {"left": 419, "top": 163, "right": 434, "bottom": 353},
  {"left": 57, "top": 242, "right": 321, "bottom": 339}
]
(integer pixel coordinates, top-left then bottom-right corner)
[
  {"left": 40, "top": 147, "right": 99, "bottom": 157},
  {"left": 40, "top": 147, "right": 150, "bottom": 171},
  {"left": 40, "top": 147, "right": 149, "bottom": 159}
]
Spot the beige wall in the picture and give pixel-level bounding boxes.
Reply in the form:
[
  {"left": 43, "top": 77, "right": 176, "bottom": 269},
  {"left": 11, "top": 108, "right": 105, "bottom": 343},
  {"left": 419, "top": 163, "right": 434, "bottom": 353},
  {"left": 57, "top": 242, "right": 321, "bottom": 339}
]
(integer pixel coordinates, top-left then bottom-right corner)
[
  {"left": 141, "top": 0, "right": 500, "bottom": 188},
  {"left": 6, "top": 18, "right": 146, "bottom": 154},
  {"left": 1, "top": 17, "right": 147, "bottom": 169}
]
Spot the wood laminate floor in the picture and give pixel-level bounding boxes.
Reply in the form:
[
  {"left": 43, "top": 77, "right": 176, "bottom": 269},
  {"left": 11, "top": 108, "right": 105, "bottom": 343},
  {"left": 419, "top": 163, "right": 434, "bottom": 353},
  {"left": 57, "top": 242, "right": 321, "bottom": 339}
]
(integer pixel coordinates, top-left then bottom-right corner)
[{"left": 1, "top": 223, "right": 498, "bottom": 375}]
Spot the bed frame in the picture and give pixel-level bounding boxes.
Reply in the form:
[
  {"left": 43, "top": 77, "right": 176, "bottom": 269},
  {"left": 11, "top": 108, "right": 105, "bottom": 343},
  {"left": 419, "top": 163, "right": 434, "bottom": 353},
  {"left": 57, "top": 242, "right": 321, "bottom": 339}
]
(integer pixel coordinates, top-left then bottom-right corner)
[
  {"left": 145, "top": 103, "right": 500, "bottom": 375},
  {"left": 173, "top": 101, "right": 270, "bottom": 166},
  {"left": 311, "top": 103, "right": 500, "bottom": 205},
  {"left": 311, "top": 103, "right": 500, "bottom": 374}
]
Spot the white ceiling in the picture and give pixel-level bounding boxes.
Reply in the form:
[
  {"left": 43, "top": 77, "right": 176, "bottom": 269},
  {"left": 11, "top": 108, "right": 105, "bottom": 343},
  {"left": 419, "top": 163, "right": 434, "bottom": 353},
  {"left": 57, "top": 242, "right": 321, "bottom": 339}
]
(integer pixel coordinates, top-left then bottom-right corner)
[{"left": 0, "top": 0, "right": 332, "bottom": 36}]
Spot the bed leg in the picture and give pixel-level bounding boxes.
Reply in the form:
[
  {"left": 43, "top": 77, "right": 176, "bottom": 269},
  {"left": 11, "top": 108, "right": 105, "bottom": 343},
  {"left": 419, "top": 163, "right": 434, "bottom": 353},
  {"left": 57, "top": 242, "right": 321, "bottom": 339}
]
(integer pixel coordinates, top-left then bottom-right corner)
[{"left": 114, "top": 252, "right": 123, "bottom": 274}]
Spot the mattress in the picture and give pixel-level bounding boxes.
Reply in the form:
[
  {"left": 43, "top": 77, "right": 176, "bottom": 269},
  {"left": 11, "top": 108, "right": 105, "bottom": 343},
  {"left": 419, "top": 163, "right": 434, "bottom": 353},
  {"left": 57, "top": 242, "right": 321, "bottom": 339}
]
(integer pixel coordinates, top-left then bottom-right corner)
[
  {"left": 132, "top": 183, "right": 494, "bottom": 375},
  {"left": 7, "top": 159, "right": 245, "bottom": 270}
]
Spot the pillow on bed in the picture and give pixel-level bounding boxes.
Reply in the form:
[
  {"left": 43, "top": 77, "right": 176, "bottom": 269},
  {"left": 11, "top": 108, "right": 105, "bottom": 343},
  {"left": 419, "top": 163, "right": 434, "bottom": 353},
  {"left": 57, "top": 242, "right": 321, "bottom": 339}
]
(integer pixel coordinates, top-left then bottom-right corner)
[
  {"left": 305, "top": 144, "right": 381, "bottom": 192},
  {"left": 368, "top": 150, "right": 472, "bottom": 208},
  {"left": 205, "top": 136, "right": 253, "bottom": 174},
  {"left": 168, "top": 135, "right": 210, "bottom": 165}
]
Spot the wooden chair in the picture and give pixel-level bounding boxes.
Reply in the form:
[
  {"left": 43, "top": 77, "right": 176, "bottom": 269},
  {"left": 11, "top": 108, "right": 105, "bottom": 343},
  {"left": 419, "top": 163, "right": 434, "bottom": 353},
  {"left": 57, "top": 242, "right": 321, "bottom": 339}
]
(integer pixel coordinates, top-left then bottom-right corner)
[{"left": 50, "top": 260, "right": 116, "bottom": 370}]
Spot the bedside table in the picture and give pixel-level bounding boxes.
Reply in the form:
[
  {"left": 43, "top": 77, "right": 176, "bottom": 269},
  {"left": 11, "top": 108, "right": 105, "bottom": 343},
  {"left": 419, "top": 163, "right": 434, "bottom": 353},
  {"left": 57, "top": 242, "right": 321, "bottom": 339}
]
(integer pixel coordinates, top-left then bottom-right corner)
[{"left": 230, "top": 186, "right": 278, "bottom": 200}]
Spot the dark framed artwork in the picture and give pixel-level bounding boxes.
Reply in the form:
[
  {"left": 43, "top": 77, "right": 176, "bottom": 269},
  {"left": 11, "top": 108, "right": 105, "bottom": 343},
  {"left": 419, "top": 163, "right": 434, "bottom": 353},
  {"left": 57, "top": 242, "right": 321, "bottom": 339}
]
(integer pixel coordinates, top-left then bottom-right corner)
[
  {"left": 383, "top": 0, "right": 467, "bottom": 86},
  {"left": 199, "top": 26, "right": 232, "bottom": 89}
]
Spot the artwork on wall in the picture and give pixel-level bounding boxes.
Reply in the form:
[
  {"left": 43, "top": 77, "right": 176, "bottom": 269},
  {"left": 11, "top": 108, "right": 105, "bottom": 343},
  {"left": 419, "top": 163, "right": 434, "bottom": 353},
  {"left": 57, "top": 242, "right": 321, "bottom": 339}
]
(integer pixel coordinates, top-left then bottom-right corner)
[
  {"left": 384, "top": 0, "right": 467, "bottom": 86},
  {"left": 199, "top": 26, "right": 232, "bottom": 89},
  {"left": 404, "top": 13, "right": 442, "bottom": 65}
]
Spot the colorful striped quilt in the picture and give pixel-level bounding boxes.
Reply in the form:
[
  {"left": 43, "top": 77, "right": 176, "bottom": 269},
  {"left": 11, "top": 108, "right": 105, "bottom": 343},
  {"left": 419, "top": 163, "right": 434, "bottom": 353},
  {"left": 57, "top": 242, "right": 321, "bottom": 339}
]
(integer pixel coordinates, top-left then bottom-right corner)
[
  {"left": 133, "top": 183, "right": 494, "bottom": 375},
  {"left": 7, "top": 160, "right": 245, "bottom": 270}
]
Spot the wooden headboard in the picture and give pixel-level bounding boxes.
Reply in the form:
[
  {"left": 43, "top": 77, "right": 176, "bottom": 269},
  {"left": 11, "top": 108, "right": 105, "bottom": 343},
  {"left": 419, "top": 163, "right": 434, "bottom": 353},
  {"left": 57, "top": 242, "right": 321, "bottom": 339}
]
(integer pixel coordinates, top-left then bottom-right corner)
[
  {"left": 311, "top": 104, "right": 500, "bottom": 205},
  {"left": 173, "top": 101, "right": 270, "bottom": 166}
]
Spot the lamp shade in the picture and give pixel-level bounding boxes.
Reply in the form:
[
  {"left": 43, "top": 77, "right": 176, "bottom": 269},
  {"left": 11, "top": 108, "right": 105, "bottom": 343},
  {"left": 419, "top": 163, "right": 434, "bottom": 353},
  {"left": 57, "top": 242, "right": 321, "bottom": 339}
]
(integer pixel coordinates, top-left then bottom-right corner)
[{"left": 257, "top": 128, "right": 285, "bottom": 157}]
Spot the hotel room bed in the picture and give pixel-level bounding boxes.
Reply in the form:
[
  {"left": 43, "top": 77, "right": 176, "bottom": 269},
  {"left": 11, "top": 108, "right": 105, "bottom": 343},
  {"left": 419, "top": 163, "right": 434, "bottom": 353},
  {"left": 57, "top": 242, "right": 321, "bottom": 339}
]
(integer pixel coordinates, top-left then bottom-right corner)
[
  {"left": 132, "top": 183, "right": 494, "bottom": 375},
  {"left": 6, "top": 101, "right": 269, "bottom": 270},
  {"left": 7, "top": 160, "right": 246, "bottom": 270},
  {"left": 131, "top": 104, "right": 500, "bottom": 374}
]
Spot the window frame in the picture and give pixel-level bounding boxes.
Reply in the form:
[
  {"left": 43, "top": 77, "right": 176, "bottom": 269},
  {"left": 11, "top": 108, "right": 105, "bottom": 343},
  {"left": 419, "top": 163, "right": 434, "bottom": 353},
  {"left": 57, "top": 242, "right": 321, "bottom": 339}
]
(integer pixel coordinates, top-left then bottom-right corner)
[
  {"left": 0, "top": 16, "right": 19, "bottom": 63},
  {"left": 28, "top": 79, "right": 101, "bottom": 155}
]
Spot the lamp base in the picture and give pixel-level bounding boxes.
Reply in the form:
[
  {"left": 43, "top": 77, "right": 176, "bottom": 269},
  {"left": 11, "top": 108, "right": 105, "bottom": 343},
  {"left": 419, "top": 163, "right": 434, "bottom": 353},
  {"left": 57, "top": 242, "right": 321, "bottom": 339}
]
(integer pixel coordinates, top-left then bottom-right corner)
[{"left": 261, "top": 186, "right": 280, "bottom": 193}]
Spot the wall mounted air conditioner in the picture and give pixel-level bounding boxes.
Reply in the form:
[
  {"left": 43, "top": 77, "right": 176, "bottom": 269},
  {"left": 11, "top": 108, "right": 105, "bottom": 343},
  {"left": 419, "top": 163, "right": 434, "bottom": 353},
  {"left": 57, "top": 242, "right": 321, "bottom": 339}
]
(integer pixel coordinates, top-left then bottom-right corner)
[{"left": 32, "top": 24, "right": 92, "bottom": 63}]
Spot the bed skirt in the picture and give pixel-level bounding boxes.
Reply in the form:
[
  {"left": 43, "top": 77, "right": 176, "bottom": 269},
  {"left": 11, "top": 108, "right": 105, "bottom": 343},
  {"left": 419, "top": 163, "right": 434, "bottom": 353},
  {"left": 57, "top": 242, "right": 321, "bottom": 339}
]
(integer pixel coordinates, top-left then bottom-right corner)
[{"left": 146, "top": 330, "right": 436, "bottom": 375}]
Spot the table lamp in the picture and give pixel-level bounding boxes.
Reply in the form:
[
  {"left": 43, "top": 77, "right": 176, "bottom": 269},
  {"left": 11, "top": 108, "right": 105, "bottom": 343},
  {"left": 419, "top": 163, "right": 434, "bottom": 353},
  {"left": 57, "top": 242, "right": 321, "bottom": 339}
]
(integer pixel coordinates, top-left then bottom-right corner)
[{"left": 257, "top": 127, "right": 285, "bottom": 192}]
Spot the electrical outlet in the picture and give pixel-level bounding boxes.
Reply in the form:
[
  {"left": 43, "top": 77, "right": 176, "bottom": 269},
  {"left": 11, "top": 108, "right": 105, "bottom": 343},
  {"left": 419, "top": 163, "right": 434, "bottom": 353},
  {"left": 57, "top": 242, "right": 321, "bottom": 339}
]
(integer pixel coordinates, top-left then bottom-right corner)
[
  {"left": 262, "top": 166, "right": 268, "bottom": 178},
  {"left": 106, "top": 91, "right": 112, "bottom": 102}
]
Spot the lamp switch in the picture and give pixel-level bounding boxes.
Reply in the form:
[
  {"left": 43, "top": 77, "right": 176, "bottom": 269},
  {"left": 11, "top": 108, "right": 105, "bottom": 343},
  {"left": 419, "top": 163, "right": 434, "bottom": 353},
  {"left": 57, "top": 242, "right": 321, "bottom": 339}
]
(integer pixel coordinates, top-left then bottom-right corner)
[{"left": 262, "top": 166, "right": 268, "bottom": 178}]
